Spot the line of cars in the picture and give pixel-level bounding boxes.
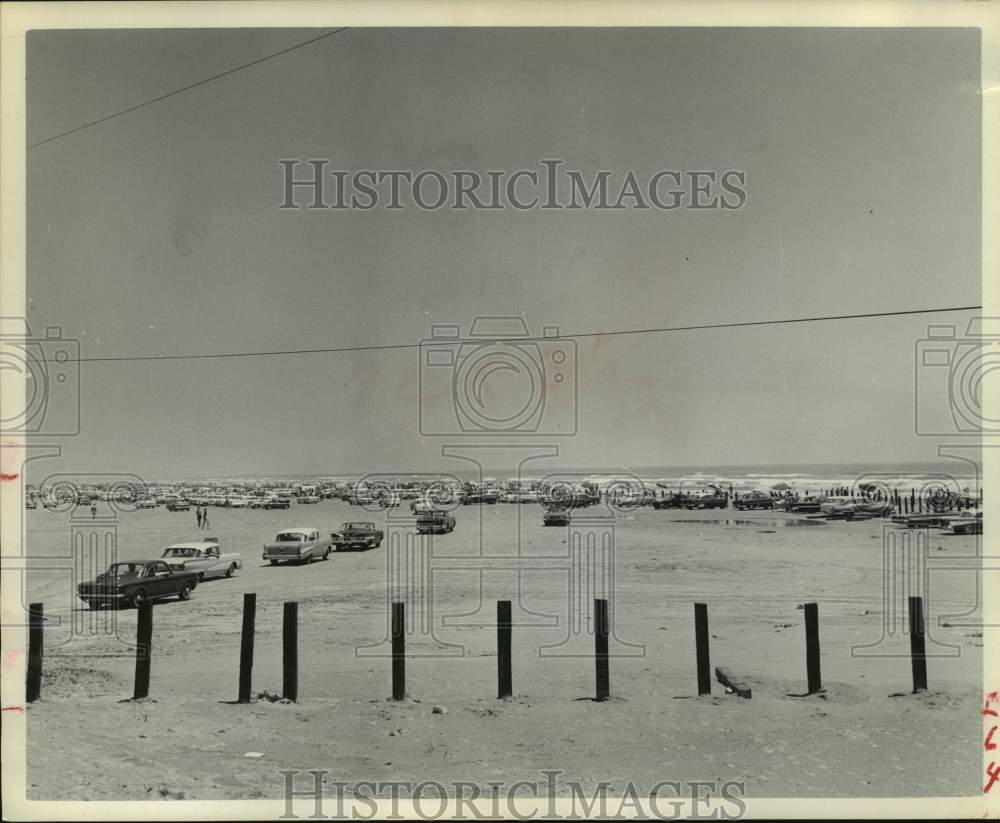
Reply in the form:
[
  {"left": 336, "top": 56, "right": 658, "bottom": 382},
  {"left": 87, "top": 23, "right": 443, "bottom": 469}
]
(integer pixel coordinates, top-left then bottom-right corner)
[
  {"left": 260, "top": 521, "right": 389, "bottom": 564},
  {"left": 76, "top": 537, "right": 241, "bottom": 609},
  {"left": 891, "top": 508, "right": 983, "bottom": 535},
  {"left": 75, "top": 510, "right": 468, "bottom": 610}
]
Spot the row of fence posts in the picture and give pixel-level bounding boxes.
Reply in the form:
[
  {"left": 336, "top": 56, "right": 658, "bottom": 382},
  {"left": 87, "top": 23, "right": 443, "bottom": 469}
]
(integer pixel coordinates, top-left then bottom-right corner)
[{"left": 24, "top": 595, "right": 930, "bottom": 704}]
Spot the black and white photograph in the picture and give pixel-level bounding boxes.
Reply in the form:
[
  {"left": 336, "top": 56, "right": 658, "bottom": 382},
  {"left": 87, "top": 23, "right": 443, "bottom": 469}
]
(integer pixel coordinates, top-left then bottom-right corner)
[{"left": 1, "top": 1, "right": 997, "bottom": 819}]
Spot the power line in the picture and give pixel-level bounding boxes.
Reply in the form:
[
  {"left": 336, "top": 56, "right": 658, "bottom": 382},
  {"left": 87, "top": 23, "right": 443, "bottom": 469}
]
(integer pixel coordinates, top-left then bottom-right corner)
[
  {"left": 27, "top": 27, "right": 351, "bottom": 149},
  {"left": 68, "top": 303, "right": 981, "bottom": 364}
]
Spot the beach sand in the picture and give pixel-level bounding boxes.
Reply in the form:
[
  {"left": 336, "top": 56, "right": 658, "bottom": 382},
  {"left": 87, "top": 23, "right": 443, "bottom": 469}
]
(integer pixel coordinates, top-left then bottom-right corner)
[{"left": 22, "top": 501, "right": 983, "bottom": 799}]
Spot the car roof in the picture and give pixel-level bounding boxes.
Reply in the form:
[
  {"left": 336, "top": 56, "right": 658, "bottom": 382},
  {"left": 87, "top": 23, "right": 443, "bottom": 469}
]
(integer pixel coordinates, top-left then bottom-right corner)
[
  {"left": 279, "top": 527, "right": 318, "bottom": 533},
  {"left": 165, "top": 541, "right": 218, "bottom": 550},
  {"left": 113, "top": 559, "right": 165, "bottom": 565}
]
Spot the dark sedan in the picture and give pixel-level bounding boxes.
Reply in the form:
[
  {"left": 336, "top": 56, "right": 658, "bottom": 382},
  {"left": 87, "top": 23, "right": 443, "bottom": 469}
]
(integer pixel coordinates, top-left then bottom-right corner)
[{"left": 77, "top": 560, "right": 200, "bottom": 609}]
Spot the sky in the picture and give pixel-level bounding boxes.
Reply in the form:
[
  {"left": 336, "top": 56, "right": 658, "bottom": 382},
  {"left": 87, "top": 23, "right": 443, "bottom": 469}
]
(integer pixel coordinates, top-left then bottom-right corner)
[{"left": 24, "top": 27, "right": 982, "bottom": 478}]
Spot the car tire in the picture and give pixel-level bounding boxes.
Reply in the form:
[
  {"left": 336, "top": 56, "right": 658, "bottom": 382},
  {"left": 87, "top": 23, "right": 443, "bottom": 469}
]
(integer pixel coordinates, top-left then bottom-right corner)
[
  {"left": 225, "top": 563, "right": 237, "bottom": 577},
  {"left": 322, "top": 549, "right": 330, "bottom": 560},
  {"left": 198, "top": 572, "right": 206, "bottom": 582},
  {"left": 178, "top": 582, "right": 193, "bottom": 601},
  {"left": 86, "top": 599, "right": 100, "bottom": 610},
  {"left": 269, "top": 559, "right": 278, "bottom": 566},
  {"left": 130, "top": 589, "right": 148, "bottom": 608}
]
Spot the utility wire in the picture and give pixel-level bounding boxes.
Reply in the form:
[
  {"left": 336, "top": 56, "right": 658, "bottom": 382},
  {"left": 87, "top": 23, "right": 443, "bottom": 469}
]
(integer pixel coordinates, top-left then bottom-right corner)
[
  {"left": 68, "top": 304, "right": 981, "bottom": 364},
  {"left": 27, "top": 28, "right": 351, "bottom": 149}
]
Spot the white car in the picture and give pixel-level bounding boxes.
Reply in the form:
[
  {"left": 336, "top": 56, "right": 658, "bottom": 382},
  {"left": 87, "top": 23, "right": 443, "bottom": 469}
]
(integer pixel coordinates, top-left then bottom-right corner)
[
  {"left": 228, "top": 498, "right": 250, "bottom": 509},
  {"left": 262, "top": 527, "right": 332, "bottom": 565},
  {"left": 136, "top": 499, "right": 158, "bottom": 509},
  {"left": 160, "top": 539, "right": 242, "bottom": 580}
]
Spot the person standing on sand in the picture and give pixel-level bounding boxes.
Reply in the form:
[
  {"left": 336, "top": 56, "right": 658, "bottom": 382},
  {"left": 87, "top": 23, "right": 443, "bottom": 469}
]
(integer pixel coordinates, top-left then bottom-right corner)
[
  {"left": 196, "top": 506, "right": 203, "bottom": 529},
  {"left": 90, "top": 503, "right": 97, "bottom": 520},
  {"left": 202, "top": 506, "right": 210, "bottom": 530}
]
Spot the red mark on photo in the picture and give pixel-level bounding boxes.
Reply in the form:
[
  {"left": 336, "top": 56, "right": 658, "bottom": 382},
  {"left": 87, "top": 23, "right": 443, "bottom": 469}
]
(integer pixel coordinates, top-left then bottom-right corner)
[
  {"left": 985, "top": 762, "right": 1000, "bottom": 794},
  {"left": 0, "top": 706, "right": 25, "bottom": 713},
  {"left": 0, "top": 473, "right": 19, "bottom": 481},
  {"left": 985, "top": 692, "right": 1000, "bottom": 793}
]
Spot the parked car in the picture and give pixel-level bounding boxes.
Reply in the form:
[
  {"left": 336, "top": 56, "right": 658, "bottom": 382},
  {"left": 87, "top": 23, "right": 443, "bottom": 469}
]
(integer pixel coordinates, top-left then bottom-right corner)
[
  {"left": 787, "top": 497, "right": 822, "bottom": 514},
  {"left": 228, "top": 497, "right": 250, "bottom": 509},
  {"left": 416, "top": 510, "right": 456, "bottom": 535},
  {"left": 682, "top": 494, "right": 727, "bottom": 510},
  {"left": 264, "top": 496, "right": 291, "bottom": 509},
  {"left": 262, "top": 527, "right": 332, "bottom": 565},
  {"left": 819, "top": 495, "right": 855, "bottom": 514},
  {"left": 160, "top": 538, "right": 242, "bottom": 580},
  {"left": 166, "top": 500, "right": 191, "bottom": 512},
  {"left": 77, "top": 560, "right": 200, "bottom": 609},
  {"left": 297, "top": 494, "right": 321, "bottom": 504},
  {"left": 542, "top": 507, "right": 571, "bottom": 526},
  {"left": 734, "top": 492, "right": 774, "bottom": 511},
  {"left": 949, "top": 510, "right": 982, "bottom": 535},
  {"left": 136, "top": 499, "right": 158, "bottom": 510},
  {"left": 331, "top": 522, "right": 384, "bottom": 551}
]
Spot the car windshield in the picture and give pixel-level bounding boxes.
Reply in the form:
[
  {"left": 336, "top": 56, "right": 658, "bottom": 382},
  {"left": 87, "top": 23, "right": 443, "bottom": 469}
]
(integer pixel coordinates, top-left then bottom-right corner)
[
  {"left": 345, "top": 523, "right": 370, "bottom": 530},
  {"left": 276, "top": 532, "right": 305, "bottom": 542},
  {"left": 163, "top": 547, "right": 198, "bottom": 557},
  {"left": 107, "top": 563, "right": 147, "bottom": 578}
]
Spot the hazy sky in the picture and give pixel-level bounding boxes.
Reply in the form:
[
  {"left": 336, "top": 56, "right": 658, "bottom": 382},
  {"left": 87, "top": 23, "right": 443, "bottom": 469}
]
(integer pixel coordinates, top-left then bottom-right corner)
[{"left": 25, "top": 27, "right": 981, "bottom": 478}]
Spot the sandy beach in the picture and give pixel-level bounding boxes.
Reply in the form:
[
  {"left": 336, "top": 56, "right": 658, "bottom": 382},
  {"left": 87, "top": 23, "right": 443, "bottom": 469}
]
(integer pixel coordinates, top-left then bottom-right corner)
[{"left": 22, "top": 499, "right": 983, "bottom": 800}]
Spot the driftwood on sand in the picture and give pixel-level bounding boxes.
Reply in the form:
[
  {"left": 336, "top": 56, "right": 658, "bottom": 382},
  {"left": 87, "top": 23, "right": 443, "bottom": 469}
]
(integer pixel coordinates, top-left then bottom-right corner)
[{"left": 715, "top": 666, "right": 752, "bottom": 698}]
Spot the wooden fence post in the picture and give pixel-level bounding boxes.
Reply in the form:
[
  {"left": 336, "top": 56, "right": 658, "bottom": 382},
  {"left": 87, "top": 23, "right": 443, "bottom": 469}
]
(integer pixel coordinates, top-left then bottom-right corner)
[
  {"left": 909, "top": 596, "right": 928, "bottom": 692},
  {"left": 133, "top": 602, "right": 153, "bottom": 700},
  {"left": 694, "top": 603, "right": 711, "bottom": 695},
  {"left": 391, "top": 602, "right": 405, "bottom": 700},
  {"left": 497, "top": 600, "right": 512, "bottom": 699},
  {"left": 283, "top": 601, "right": 298, "bottom": 702},
  {"left": 804, "top": 602, "right": 822, "bottom": 694},
  {"left": 238, "top": 593, "right": 256, "bottom": 703},
  {"left": 595, "top": 598, "right": 610, "bottom": 701},
  {"left": 26, "top": 603, "right": 43, "bottom": 703}
]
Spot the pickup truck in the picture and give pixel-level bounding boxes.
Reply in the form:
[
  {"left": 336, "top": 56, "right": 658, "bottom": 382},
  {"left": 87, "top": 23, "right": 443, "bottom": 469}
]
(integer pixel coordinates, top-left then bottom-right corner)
[
  {"left": 77, "top": 560, "right": 200, "bottom": 609},
  {"left": 331, "top": 522, "right": 384, "bottom": 551},
  {"left": 416, "top": 510, "right": 456, "bottom": 535},
  {"left": 262, "top": 527, "right": 332, "bottom": 565},
  {"left": 160, "top": 538, "right": 242, "bottom": 580}
]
